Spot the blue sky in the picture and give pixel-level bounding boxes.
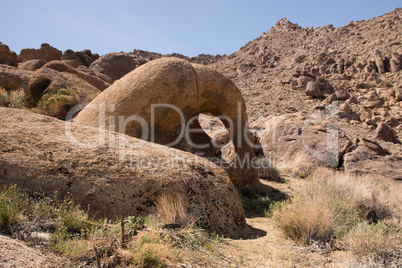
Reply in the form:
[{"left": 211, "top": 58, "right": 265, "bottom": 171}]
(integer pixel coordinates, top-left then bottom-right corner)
[{"left": 0, "top": 0, "right": 400, "bottom": 57}]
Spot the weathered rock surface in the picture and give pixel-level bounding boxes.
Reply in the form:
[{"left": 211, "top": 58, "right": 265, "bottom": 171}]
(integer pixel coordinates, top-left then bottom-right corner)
[
  {"left": 90, "top": 52, "right": 150, "bottom": 81},
  {"left": 29, "top": 61, "right": 110, "bottom": 103},
  {"left": 0, "top": 108, "right": 248, "bottom": 238},
  {"left": 375, "top": 122, "right": 398, "bottom": 143},
  {"left": 0, "top": 64, "right": 33, "bottom": 91},
  {"left": 19, "top": 59, "right": 46, "bottom": 71},
  {"left": 19, "top": 43, "right": 62, "bottom": 62},
  {"left": 76, "top": 57, "right": 260, "bottom": 191},
  {"left": 62, "top": 49, "right": 99, "bottom": 68},
  {"left": 250, "top": 111, "right": 352, "bottom": 173},
  {"left": 344, "top": 142, "right": 402, "bottom": 181},
  {"left": 0, "top": 43, "right": 18, "bottom": 66}
]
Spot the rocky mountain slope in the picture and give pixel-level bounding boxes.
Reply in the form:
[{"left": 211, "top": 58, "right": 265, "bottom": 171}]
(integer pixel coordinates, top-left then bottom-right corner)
[{"left": 207, "top": 8, "right": 402, "bottom": 179}]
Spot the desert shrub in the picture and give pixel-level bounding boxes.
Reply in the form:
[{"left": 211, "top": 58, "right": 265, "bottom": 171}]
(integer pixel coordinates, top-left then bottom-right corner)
[
  {"left": 0, "top": 88, "right": 28, "bottom": 109},
  {"left": 0, "top": 88, "right": 8, "bottom": 106},
  {"left": 273, "top": 192, "right": 358, "bottom": 245},
  {"left": 242, "top": 194, "right": 274, "bottom": 215},
  {"left": 273, "top": 167, "right": 402, "bottom": 263},
  {"left": 0, "top": 186, "right": 29, "bottom": 230},
  {"left": 255, "top": 157, "right": 284, "bottom": 182},
  {"left": 130, "top": 231, "right": 172, "bottom": 268},
  {"left": 338, "top": 219, "right": 402, "bottom": 266},
  {"left": 37, "top": 88, "right": 80, "bottom": 119},
  {"left": 9, "top": 89, "right": 28, "bottom": 108}
]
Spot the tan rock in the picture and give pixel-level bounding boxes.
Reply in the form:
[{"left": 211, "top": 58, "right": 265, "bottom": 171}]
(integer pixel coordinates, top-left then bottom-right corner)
[
  {"left": 90, "top": 52, "right": 149, "bottom": 81},
  {"left": 375, "top": 122, "right": 398, "bottom": 143},
  {"left": 0, "top": 108, "right": 248, "bottom": 238},
  {"left": 249, "top": 112, "right": 352, "bottom": 173},
  {"left": 305, "top": 81, "right": 323, "bottom": 98},
  {"left": 344, "top": 143, "right": 401, "bottom": 181},
  {"left": 19, "top": 43, "right": 62, "bottom": 62},
  {"left": 374, "top": 50, "right": 385, "bottom": 74},
  {"left": 0, "top": 64, "right": 33, "bottom": 91},
  {"left": 75, "top": 58, "right": 260, "bottom": 192},
  {"left": 19, "top": 59, "right": 46, "bottom": 71},
  {"left": 0, "top": 234, "right": 64, "bottom": 267},
  {"left": 335, "top": 88, "right": 350, "bottom": 101}
]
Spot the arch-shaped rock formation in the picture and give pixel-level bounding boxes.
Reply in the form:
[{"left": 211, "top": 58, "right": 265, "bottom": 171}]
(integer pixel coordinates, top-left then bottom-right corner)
[{"left": 74, "top": 57, "right": 260, "bottom": 191}]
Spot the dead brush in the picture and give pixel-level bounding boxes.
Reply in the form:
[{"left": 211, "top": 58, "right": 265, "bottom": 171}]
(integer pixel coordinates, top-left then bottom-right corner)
[{"left": 155, "top": 194, "right": 192, "bottom": 227}]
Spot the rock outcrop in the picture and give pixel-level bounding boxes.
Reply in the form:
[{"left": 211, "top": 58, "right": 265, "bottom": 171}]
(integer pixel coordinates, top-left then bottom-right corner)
[
  {"left": 89, "top": 52, "right": 151, "bottom": 81},
  {"left": 344, "top": 141, "right": 401, "bottom": 181},
  {"left": 250, "top": 111, "right": 352, "bottom": 173},
  {"left": 19, "top": 43, "right": 62, "bottom": 63},
  {"left": 76, "top": 57, "right": 261, "bottom": 191},
  {"left": 62, "top": 49, "right": 99, "bottom": 68},
  {"left": 0, "top": 43, "right": 18, "bottom": 67},
  {"left": 19, "top": 59, "right": 46, "bottom": 71},
  {"left": 0, "top": 108, "right": 248, "bottom": 238},
  {"left": 0, "top": 64, "right": 33, "bottom": 92},
  {"left": 29, "top": 61, "right": 110, "bottom": 103}
]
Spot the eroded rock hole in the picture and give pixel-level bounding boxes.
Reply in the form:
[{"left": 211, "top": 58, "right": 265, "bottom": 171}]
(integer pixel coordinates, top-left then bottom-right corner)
[{"left": 197, "top": 113, "right": 235, "bottom": 164}]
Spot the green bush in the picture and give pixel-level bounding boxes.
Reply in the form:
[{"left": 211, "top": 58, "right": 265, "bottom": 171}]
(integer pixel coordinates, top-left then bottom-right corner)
[{"left": 37, "top": 88, "right": 80, "bottom": 119}]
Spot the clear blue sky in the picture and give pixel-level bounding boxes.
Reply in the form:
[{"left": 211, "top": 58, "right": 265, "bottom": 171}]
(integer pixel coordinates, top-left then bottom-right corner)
[{"left": 0, "top": 0, "right": 400, "bottom": 57}]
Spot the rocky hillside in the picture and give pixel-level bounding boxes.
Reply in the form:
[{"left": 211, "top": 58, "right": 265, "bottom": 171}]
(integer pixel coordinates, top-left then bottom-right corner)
[
  {"left": 211, "top": 8, "right": 401, "bottom": 117},
  {"left": 208, "top": 8, "right": 402, "bottom": 179}
]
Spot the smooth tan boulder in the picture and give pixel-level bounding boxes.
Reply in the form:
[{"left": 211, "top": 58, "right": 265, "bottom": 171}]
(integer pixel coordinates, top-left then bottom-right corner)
[
  {"left": 75, "top": 57, "right": 260, "bottom": 191},
  {"left": 0, "top": 108, "right": 248, "bottom": 238}
]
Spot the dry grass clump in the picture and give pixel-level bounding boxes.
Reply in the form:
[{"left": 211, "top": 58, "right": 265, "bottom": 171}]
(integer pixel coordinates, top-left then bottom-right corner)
[
  {"left": 155, "top": 194, "right": 193, "bottom": 226},
  {"left": 339, "top": 219, "right": 402, "bottom": 266},
  {"left": 272, "top": 167, "right": 401, "bottom": 265},
  {"left": 0, "top": 88, "right": 28, "bottom": 109}
]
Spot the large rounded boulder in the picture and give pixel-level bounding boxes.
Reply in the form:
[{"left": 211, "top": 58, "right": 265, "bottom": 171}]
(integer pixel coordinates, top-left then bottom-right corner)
[
  {"left": 75, "top": 57, "right": 261, "bottom": 191},
  {"left": 0, "top": 108, "right": 248, "bottom": 238}
]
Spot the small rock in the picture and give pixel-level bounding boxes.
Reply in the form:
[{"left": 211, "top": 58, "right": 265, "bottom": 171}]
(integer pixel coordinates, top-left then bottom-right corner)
[
  {"left": 324, "top": 93, "right": 338, "bottom": 104},
  {"left": 297, "top": 75, "right": 314, "bottom": 89},
  {"left": 375, "top": 123, "right": 398, "bottom": 143},
  {"left": 374, "top": 50, "right": 385, "bottom": 74},
  {"left": 305, "top": 81, "right": 323, "bottom": 98},
  {"left": 335, "top": 88, "right": 350, "bottom": 101},
  {"left": 346, "top": 96, "right": 358, "bottom": 104}
]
